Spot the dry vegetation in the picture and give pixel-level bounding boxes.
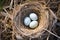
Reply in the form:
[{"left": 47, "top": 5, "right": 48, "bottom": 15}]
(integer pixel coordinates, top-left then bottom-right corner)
[{"left": 0, "top": 0, "right": 60, "bottom": 40}]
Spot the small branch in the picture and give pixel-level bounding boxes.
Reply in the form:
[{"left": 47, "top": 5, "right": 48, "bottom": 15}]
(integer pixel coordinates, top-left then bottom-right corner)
[
  {"left": 46, "top": 0, "right": 50, "bottom": 5},
  {"left": 3, "top": 8, "right": 13, "bottom": 20},
  {"left": 49, "top": 9, "right": 57, "bottom": 26},
  {"left": 9, "top": 0, "right": 13, "bottom": 9},
  {"left": 44, "top": 29, "right": 60, "bottom": 39}
]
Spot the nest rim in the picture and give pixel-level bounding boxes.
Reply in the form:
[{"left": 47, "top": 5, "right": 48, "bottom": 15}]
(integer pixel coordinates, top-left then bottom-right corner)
[{"left": 14, "top": 2, "right": 50, "bottom": 38}]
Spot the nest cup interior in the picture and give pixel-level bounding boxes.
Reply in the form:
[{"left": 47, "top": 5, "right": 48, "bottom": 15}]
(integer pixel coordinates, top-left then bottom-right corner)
[{"left": 20, "top": 9, "right": 40, "bottom": 29}]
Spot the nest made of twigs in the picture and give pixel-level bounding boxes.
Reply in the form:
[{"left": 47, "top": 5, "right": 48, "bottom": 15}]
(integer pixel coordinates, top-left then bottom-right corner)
[{"left": 13, "top": 2, "right": 55, "bottom": 38}]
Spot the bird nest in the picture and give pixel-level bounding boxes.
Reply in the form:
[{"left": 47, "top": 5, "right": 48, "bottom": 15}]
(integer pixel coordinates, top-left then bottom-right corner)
[{"left": 13, "top": 2, "right": 56, "bottom": 38}]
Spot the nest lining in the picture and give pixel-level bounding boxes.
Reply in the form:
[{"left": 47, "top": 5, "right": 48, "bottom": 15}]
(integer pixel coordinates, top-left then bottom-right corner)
[
  {"left": 14, "top": 2, "right": 50, "bottom": 38},
  {"left": 21, "top": 9, "right": 39, "bottom": 28}
]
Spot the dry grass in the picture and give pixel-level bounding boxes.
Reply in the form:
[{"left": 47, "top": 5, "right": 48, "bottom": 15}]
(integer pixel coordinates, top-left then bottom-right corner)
[{"left": 0, "top": 0, "right": 60, "bottom": 40}]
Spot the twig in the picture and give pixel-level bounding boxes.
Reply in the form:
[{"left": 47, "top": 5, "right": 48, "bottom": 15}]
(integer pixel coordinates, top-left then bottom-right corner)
[
  {"left": 44, "top": 29, "right": 60, "bottom": 39},
  {"left": 12, "top": 23, "right": 14, "bottom": 40},
  {"left": 46, "top": 8, "right": 58, "bottom": 40},
  {"left": 3, "top": 8, "right": 13, "bottom": 20},
  {"left": 46, "top": 0, "right": 50, "bottom": 5},
  {"left": 9, "top": 0, "right": 13, "bottom": 9},
  {"left": 49, "top": 8, "right": 57, "bottom": 26}
]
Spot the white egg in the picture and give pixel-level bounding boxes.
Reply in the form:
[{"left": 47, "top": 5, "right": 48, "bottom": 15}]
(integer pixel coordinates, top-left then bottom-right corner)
[
  {"left": 29, "top": 21, "right": 38, "bottom": 28},
  {"left": 24, "top": 17, "right": 31, "bottom": 26},
  {"left": 29, "top": 13, "right": 38, "bottom": 21}
]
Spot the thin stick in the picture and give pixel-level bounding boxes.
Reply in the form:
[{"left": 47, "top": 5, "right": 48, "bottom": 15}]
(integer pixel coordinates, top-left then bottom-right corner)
[
  {"left": 46, "top": 0, "right": 50, "bottom": 5},
  {"left": 9, "top": 0, "right": 13, "bottom": 9},
  {"left": 3, "top": 8, "right": 13, "bottom": 20},
  {"left": 44, "top": 29, "right": 60, "bottom": 39}
]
